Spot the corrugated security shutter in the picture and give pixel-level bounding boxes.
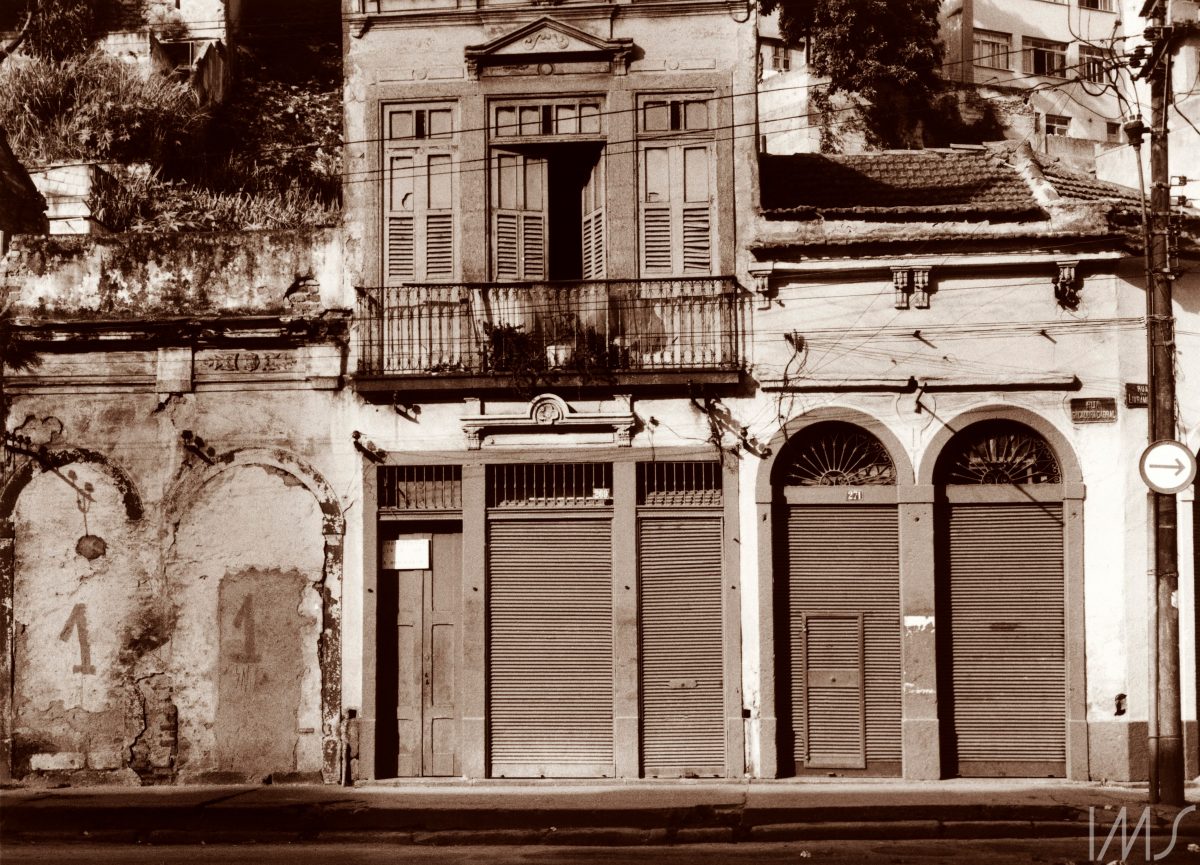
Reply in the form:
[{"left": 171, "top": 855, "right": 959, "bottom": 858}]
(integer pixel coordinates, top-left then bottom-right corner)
[
  {"left": 946, "top": 503, "right": 1065, "bottom": 776},
  {"left": 639, "top": 517, "right": 725, "bottom": 777},
  {"left": 786, "top": 506, "right": 901, "bottom": 770},
  {"left": 488, "top": 519, "right": 614, "bottom": 777},
  {"left": 801, "top": 612, "right": 864, "bottom": 768}
]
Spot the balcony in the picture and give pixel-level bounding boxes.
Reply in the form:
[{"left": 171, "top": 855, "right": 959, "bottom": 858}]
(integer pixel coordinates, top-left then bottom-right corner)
[{"left": 355, "top": 278, "right": 748, "bottom": 391}]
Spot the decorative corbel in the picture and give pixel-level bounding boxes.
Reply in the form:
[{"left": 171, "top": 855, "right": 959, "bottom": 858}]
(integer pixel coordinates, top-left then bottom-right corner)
[
  {"left": 891, "top": 267, "right": 910, "bottom": 309},
  {"left": 1054, "top": 260, "right": 1081, "bottom": 309},
  {"left": 750, "top": 267, "right": 774, "bottom": 310},
  {"left": 912, "top": 267, "right": 932, "bottom": 309}
]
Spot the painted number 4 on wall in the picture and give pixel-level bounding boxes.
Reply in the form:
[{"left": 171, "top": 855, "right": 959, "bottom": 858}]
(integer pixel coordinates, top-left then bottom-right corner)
[{"left": 59, "top": 603, "right": 95, "bottom": 675}]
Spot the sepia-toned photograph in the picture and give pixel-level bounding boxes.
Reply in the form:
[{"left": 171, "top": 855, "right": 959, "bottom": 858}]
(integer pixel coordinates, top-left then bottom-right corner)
[{"left": 1, "top": 0, "right": 1199, "bottom": 861}]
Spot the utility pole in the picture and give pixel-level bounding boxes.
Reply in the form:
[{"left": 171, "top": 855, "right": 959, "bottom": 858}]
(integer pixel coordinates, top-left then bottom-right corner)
[{"left": 1134, "top": 0, "right": 1185, "bottom": 806}]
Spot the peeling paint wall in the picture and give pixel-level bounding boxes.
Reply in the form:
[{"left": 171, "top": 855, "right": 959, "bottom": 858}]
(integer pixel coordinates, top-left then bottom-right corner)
[{"left": 168, "top": 467, "right": 325, "bottom": 781}]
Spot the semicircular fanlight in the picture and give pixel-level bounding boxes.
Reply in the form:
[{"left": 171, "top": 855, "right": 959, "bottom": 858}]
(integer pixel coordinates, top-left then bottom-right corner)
[
  {"left": 779, "top": 421, "right": 897, "bottom": 486},
  {"left": 938, "top": 420, "right": 1061, "bottom": 485}
]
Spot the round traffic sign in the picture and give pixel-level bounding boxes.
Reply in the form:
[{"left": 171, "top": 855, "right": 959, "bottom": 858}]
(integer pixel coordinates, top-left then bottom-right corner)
[{"left": 1139, "top": 440, "right": 1198, "bottom": 495}]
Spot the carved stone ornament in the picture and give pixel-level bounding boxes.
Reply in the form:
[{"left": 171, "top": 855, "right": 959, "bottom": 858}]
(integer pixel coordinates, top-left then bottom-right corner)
[
  {"left": 461, "top": 394, "right": 636, "bottom": 449},
  {"left": 464, "top": 17, "right": 634, "bottom": 78}
]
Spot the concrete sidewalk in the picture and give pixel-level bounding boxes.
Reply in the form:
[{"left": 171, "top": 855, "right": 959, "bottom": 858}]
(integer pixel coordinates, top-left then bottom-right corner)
[{"left": 2, "top": 779, "right": 1197, "bottom": 846}]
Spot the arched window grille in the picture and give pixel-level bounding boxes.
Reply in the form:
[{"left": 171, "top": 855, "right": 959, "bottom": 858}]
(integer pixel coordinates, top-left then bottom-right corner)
[
  {"left": 936, "top": 420, "right": 1061, "bottom": 485},
  {"left": 776, "top": 421, "right": 897, "bottom": 486}
]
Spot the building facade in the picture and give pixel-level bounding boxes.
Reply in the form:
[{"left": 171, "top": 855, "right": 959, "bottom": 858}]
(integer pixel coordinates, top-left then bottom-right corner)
[{"left": 1, "top": 2, "right": 1198, "bottom": 786}]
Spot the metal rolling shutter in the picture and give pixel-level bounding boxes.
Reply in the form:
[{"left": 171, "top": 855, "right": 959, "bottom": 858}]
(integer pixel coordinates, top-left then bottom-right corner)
[
  {"left": 488, "top": 519, "right": 613, "bottom": 777},
  {"left": 639, "top": 517, "right": 725, "bottom": 777},
  {"left": 946, "top": 503, "right": 1065, "bottom": 776},
  {"left": 786, "top": 506, "right": 901, "bottom": 770}
]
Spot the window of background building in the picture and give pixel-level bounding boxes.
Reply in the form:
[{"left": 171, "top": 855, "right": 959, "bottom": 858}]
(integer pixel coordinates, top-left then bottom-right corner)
[
  {"left": 1080, "top": 45, "right": 1108, "bottom": 83},
  {"left": 974, "top": 30, "right": 1012, "bottom": 69},
  {"left": 1106, "top": 121, "right": 1121, "bottom": 143},
  {"left": 771, "top": 43, "right": 791, "bottom": 72},
  {"left": 1079, "top": 0, "right": 1115, "bottom": 11},
  {"left": 1024, "top": 37, "right": 1068, "bottom": 77},
  {"left": 1044, "top": 113, "right": 1071, "bottom": 136}
]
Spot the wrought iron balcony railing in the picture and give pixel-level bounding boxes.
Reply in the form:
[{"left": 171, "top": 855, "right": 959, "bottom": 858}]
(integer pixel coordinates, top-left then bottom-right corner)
[{"left": 355, "top": 278, "right": 747, "bottom": 383}]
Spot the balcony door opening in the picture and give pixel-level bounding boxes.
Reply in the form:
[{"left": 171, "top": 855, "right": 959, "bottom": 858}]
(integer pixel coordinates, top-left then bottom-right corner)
[{"left": 491, "top": 144, "right": 604, "bottom": 282}]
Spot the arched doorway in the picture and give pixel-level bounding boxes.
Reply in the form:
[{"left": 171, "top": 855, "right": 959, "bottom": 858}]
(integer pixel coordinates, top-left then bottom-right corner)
[
  {"left": 933, "top": 418, "right": 1068, "bottom": 777},
  {"left": 774, "top": 420, "right": 904, "bottom": 775}
]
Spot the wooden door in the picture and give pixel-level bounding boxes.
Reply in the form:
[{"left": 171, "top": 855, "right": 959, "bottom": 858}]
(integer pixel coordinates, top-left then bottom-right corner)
[{"left": 386, "top": 528, "right": 461, "bottom": 777}]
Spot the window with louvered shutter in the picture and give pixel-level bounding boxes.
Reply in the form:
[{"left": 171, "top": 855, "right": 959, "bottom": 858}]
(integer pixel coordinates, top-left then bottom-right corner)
[
  {"left": 492, "top": 152, "right": 547, "bottom": 281},
  {"left": 383, "top": 108, "right": 457, "bottom": 284},
  {"left": 581, "top": 158, "right": 606, "bottom": 280},
  {"left": 639, "top": 142, "right": 714, "bottom": 276}
]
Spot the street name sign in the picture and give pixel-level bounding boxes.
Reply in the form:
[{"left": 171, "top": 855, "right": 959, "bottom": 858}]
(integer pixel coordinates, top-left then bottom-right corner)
[{"left": 1139, "top": 440, "right": 1198, "bottom": 495}]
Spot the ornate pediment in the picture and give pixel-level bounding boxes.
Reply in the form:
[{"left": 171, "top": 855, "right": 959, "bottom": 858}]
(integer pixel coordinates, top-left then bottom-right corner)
[{"left": 464, "top": 17, "right": 633, "bottom": 77}]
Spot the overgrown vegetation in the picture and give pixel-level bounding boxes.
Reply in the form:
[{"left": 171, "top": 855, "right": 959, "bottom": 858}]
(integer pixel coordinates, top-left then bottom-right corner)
[
  {"left": 0, "top": 0, "right": 342, "bottom": 233},
  {"left": 0, "top": 51, "right": 206, "bottom": 167},
  {"left": 761, "top": 0, "right": 944, "bottom": 148}
]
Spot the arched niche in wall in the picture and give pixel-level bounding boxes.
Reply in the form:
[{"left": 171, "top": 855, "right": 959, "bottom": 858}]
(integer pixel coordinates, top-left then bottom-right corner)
[{"left": 162, "top": 447, "right": 344, "bottom": 784}]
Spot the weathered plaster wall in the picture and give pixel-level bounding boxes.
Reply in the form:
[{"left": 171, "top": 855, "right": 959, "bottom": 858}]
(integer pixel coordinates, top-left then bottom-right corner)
[
  {"left": 167, "top": 466, "right": 325, "bottom": 780},
  {"left": 2, "top": 228, "right": 348, "bottom": 318},
  {"left": 4, "top": 388, "right": 353, "bottom": 785}
]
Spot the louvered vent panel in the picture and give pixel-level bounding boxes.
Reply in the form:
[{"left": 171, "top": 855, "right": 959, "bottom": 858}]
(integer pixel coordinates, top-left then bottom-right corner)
[
  {"left": 495, "top": 213, "right": 518, "bottom": 280},
  {"left": 642, "top": 207, "right": 672, "bottom": 273},
  {"left": 786, "top": 506, "right": 901, "bottom": 768},
  {"left": 387, "top": 216, "right": 415, "bottom": 281},
  {"left": 588, "top": 211, "right": 605, "bottom": 279},
  {"left": 522, "top": 215, "right": 545, "bottom": 280},
  {"left": 488, "top": 519, "right": 614, "bottom": 776},
  {"left": 425, "top": 213, "right": 454, "bottom": 279},
  {"left": 946, "top": 503, "right": 1065, "bottom": 774},
  {"left": 681, "top": 207, "right": 712, "bottom": 274},
  {"left": 639, "top": 517, "right": 725, "bottom": 777},
  {"left": 581, "top": 216, "right": 596, "bottom": 280}
]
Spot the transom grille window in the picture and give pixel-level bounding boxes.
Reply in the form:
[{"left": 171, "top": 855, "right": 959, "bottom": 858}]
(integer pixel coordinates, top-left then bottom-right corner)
[
  {"left": 935, "top": 420, "right": 1061, "bottom": 485},
  {"left": 1079, "top": 46, "right": 1108, "bottom": 83},
  {"left": 384, "top": 102, "right": 457, "bottom": 283},
  {"left": 638, "top": 93, "right": 715, "bottom": 277},
  {"left": 494, "top": 99, "right": 603, "bottom": 138},
  {"left": 637, "top": 461, "right": 723, "bottom": 506},
  {"left": 487, "top": 463, "right": 613, "bottom": 508},
  {"left": 1023, "top": 37, "right": 1068, "bottom": 77},
  {"left": 378, "top": 465, "right": 462, "bottom": 510},
  {"left": 973, "top": 30, "right": 1011, "bottom": 70},
  {"left": 775, "top": 422, "right": 897, "bottom": 486}
]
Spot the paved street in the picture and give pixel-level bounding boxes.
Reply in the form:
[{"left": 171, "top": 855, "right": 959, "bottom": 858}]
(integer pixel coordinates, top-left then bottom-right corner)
[{"left": 5, "top": 840, "right": 1200, "bottom": 865}]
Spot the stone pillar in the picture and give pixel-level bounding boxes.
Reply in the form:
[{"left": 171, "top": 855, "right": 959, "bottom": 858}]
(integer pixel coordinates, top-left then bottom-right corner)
[
  {"left": 612, "top": 461, "right": 639, "bottom": 777},
  {"left": 898, "top": 484, "right": 939, "bottom": 779},
  {"left": 460, "top": 464, "right": 487, "bottom": 778}
]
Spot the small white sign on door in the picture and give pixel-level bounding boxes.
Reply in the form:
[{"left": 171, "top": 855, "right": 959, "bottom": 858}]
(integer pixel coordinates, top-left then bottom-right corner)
[{"left": 383, "top": 539, "right": 430, "bottom": 570}]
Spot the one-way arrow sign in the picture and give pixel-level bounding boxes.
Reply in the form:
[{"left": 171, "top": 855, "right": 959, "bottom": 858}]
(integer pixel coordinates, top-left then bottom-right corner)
[{"left": 1140, "top": 440, "right": 1198, "bottom": 495}]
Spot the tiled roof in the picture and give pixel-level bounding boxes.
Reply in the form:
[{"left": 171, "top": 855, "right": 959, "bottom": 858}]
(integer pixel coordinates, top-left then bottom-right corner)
[
  {"left": 760, "top": 149, "right": 1043, "bottom": 219},
  {"left": 1037, "top": 159, "right": 1141, "bottom": 204}
]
